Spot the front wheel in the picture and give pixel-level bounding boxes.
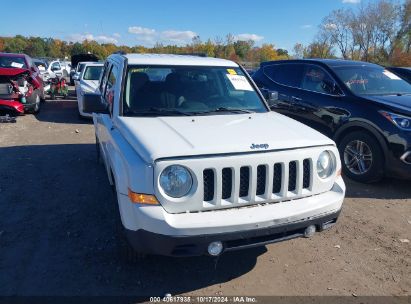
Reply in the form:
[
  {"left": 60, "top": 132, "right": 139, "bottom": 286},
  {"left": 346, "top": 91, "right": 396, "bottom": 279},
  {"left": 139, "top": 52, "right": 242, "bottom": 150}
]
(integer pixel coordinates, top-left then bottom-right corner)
[
  {"left": 27, "top": 90, "right": 41, "bottom": 114},
  {"left": 338, "top": 131, "right": 384, "bottom": 183}
]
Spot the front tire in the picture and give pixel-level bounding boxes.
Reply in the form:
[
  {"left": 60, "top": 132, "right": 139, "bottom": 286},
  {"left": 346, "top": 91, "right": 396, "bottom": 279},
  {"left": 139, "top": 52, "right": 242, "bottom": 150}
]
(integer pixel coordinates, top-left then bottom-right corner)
[
  {"left": 27, "top": 90, "right": 41, "bottom": 114},
  {"left": 338, "top": 131, "right": 384, "bottom": 183}
]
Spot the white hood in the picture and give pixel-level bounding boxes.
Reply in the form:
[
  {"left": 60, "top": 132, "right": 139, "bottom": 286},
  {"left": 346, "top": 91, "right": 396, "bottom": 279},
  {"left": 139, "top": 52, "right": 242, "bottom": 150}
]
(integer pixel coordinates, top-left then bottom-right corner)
[{"left": 116, "top": 112, "right": 335, "bottom": 163}]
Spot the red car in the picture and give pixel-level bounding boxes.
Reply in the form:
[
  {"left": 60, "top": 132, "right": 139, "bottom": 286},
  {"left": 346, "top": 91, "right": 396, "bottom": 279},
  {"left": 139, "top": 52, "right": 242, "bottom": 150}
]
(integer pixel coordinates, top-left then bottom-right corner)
[{"left": 0, "top": 53, "right": 45, "bottom": 115}]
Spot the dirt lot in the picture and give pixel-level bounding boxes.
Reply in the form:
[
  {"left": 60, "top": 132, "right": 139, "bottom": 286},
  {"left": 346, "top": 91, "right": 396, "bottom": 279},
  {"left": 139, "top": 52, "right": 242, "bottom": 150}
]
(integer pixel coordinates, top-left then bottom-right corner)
[{"left": 0, "top": 94, "right": 410, "bottom": 298}]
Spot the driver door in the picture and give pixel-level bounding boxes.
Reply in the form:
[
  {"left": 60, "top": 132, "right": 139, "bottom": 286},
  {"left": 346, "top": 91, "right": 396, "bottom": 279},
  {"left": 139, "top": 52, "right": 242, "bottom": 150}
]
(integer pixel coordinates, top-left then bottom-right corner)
[{"left": 292, "top": 64, "right": 347, "bottom": 138}]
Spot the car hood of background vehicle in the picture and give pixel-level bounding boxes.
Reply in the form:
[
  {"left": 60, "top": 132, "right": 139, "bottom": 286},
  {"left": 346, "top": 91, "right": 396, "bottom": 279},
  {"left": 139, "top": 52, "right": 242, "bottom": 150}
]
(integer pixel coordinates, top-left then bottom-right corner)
[
  {"left": 116, "top": 112, "right": 335, "bottom": 163},
  {"left": 365, "top": 95, "right": 411, "bottom": 115},
  {"left": 0, "top": 67, "right": 30, "bottom": 78}
]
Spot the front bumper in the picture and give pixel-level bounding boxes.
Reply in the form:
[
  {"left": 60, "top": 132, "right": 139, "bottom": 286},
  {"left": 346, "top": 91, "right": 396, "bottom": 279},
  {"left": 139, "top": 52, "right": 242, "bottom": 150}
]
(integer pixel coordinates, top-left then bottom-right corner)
[
  {"left": 0, "top": 99, "right": 24, "bottom": 114},
  {"left": 126, "top": 209, "right": 341, "bottom": 256},
  {"left": 385, "top": 131, "right": 411, "bottom": 179},
  {"left": 386, "top": 156, "right": 411, "bottom": 179},
  {"left": 119, "top": 177, "right": 345, "bottom": 256}
]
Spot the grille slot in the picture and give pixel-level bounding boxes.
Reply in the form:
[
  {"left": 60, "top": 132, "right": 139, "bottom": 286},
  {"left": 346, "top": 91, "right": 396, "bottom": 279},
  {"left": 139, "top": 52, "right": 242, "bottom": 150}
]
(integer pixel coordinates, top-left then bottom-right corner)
[
  {"left": 256, "top": 165, "right": 266, "bottom": 195},
  {"left": 203, "top": 169, "right": 214, "bottom": 201},
  {"left": 303, "top": 159, "right": 311, "bottom": 189},
  {"left": 221, "top": 168, "right": 233, "bottom": 200},
  {"left": 273, "top": 163, "right": 282, "bottom": 193},
  {"left": 239, "top": 167, "right": 250, "bottom": 197},
  {"left": 288, "top": 161, "right": 297, "bottom": 192}
]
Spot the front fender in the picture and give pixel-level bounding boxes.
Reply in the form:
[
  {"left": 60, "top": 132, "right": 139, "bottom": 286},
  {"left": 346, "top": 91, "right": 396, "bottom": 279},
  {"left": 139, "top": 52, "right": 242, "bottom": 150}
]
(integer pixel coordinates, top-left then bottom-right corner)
[
  {"left": 108, "top": 128, "right": 154, "bottom": 196},
  {"left": 334, "top": 119, "right": 389, "bottom": 154}
]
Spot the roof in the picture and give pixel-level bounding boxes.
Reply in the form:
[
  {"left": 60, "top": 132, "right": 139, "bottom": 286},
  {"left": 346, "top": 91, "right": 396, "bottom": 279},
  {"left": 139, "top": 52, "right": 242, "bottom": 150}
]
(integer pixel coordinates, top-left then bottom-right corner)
[
  {"left": 261, "top": 58, "right": 381, "bottom": 68},
  {"left": 120, "top": 54, "right": 238, "bottom": 67},
  {"left": 388, "top": 66, "right": 411, "bottom": 70},
  {"left": 0, "top": 52, "right": 26, "bottom": 58},
  {"left": 81, "top": 62, "right": 103, "bottom": 66}
]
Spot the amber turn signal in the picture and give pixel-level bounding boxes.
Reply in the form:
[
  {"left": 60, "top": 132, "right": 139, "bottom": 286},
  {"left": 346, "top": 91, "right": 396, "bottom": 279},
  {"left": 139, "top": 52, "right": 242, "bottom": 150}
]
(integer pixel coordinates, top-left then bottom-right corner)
[{"left": 128, "top": 189, "right": 159, "bottom": 205}]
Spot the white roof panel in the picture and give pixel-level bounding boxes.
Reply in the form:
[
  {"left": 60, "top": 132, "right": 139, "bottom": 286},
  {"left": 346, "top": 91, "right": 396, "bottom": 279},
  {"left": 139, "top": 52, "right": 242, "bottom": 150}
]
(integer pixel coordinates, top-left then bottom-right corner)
[{"left": 124, "top": 54, "right": 238, "bottom": 67}]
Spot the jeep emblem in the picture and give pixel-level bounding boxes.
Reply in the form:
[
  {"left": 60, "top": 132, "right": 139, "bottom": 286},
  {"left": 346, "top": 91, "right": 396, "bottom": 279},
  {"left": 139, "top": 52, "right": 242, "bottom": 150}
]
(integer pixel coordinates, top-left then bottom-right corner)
[{"left": 250, "top": 143, "right": 269, "bottom": 150}]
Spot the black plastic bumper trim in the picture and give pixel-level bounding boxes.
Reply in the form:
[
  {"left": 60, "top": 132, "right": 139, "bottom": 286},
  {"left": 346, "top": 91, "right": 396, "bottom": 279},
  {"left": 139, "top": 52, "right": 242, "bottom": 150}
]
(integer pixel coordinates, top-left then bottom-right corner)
[{"left": 125, "top": 209, "right": 342, "bottom": 257}]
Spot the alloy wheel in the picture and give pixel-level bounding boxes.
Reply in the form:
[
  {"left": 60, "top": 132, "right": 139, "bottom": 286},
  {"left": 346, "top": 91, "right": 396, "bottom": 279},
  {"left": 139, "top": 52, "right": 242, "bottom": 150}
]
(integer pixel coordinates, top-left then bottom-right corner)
[{"left": 343, "top": 140, "right": 373, "bottom": 175}]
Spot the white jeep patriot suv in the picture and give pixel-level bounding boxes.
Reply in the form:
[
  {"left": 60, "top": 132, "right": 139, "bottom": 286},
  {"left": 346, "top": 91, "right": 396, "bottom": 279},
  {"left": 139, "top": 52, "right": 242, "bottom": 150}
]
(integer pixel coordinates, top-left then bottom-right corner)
[{"left": 83, "top": 53, "right": 345, "bottom": 257}]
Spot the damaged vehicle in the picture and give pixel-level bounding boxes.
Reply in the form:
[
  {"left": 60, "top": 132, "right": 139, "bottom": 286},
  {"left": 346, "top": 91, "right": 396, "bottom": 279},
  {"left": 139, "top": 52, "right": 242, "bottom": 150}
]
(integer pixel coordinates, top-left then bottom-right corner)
[
  {"left": 84, "top": 54, "right": 346, "bottom": 258},
  {"left": 0, "top": 53, "right": 44, "bottom": 114},
  {"left": 0, "top": 67, "right": 42, "bottom": 115}
]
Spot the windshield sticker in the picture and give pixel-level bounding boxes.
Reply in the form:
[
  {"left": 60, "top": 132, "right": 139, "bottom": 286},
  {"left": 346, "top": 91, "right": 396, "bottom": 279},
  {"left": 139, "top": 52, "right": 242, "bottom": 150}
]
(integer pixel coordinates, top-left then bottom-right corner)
[
  {"left": 348, "top": 79, "right": 368, "bottom": 85},
  {"left": 226, "top": 74, "right": 253, "bottom": 91},
  {"left": 227, "top": 69, "right": 237, "bottom": 75},
  {"left": 11, "top": 62, "right": 24, "bottom": 68},
  {"left": 383, "top": 70, "right": 401, "bottom": 80}
]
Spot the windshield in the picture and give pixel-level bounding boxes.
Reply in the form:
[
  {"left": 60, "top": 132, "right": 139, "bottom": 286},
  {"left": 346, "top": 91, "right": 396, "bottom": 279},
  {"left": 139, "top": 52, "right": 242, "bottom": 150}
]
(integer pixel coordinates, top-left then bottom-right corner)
[
  {"left": 123, "top": 65, "right": 267, "bottom": 116},
  {"left": 334, "top": 66, "right": 411, "bottom": 96},
  {"left": 0, "top": 56, "right": 27, "bottom": 69},
  {"left": 83, "top": 66, "right": 103, "bottom": 80}
]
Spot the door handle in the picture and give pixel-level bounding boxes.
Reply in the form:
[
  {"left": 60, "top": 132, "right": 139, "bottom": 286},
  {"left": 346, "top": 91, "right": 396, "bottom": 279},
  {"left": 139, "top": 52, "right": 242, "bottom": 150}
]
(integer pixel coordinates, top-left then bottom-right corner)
[{"left": 291, "top": 96, "right": 302, "bottom": 102}]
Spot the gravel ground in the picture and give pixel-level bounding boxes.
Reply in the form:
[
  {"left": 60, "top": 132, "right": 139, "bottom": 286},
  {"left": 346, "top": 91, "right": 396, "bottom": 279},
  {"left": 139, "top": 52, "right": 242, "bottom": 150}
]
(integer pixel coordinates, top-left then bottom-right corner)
[{"left": 0, "top": 94, "right": 410, "bottom": 298}]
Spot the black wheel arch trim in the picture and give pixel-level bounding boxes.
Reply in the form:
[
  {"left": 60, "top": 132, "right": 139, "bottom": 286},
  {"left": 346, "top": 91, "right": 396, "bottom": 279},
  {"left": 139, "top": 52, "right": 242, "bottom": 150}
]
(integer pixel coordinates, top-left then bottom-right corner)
[{"left": 333, "top": 120, "right": 389, "bottom": 156}]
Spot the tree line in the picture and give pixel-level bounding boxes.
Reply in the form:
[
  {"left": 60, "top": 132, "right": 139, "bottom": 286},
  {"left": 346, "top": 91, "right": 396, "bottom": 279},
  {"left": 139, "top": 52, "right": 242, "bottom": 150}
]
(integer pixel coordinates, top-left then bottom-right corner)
[
  {"left": 293, "top": 0, "right": 411, "bottom": 66},
  {"left": 0, "top": 34, "right": 289, "bottom": 68}
]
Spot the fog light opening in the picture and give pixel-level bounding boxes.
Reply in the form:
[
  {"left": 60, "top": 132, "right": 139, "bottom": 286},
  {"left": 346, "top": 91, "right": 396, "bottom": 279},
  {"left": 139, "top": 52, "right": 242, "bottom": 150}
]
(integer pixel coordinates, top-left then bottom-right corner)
[
  {"left": 208, "top": 241, "right": 223, "bottom": 256},
  {"left": 304, "top": 225, "right": 316, "bottom": 238}
]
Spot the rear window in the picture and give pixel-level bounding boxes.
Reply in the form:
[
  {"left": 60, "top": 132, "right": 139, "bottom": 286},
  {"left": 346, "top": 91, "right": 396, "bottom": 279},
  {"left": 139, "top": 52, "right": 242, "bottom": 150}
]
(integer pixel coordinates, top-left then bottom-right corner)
[
  {"left": 263, "top": 63, "right": 304, "bottom": 88},
  {"left": 0, "top": 56, "right": 27, "bottom": 69},
  {"left": 83, "top": 66, "right": 103, "bottom": 80}
]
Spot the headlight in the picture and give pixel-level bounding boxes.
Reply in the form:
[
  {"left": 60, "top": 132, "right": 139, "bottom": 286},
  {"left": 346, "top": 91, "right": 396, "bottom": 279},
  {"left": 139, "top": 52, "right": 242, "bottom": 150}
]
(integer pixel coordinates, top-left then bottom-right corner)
[
  {"left": 380, "top": 111, "right": 411, "bottom": 131},
  {"left": 160, "top": 165, "right": 193, "bottom": 198},
  {"left": 317, "top": 151, "right": 335, "bottom": 179}
]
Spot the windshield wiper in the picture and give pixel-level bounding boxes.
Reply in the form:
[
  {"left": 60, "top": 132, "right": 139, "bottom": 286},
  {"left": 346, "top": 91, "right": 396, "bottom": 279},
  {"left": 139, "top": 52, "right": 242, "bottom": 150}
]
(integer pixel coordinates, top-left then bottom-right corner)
[
  {"left": 193, "top": 107, "right": 256, "bottom": 115},
  {"left": 125, "top": 107, "right": 192, "bottom": 116}
]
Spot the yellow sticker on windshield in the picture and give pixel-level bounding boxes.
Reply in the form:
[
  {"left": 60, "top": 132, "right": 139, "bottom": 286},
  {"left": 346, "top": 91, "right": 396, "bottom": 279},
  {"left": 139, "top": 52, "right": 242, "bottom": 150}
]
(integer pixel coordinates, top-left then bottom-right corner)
[{"left": 227, "top": 69, "right": 237, "bottom": 75}]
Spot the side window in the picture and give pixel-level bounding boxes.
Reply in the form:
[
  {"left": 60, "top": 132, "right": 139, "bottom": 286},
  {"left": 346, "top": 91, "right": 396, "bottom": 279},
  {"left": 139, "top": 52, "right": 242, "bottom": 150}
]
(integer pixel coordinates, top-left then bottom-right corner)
[
  {"left": 263, "top": 64, "right": 304, "bottom": 88},
  {"left": 99, "top": 62, "right": 110, "bottom": 94},
  {"left": 104, "top": 65, "right": 119, "bottom": 114},
  {"left": 302, "top": 65, "right": 342, "bottom": 95}
]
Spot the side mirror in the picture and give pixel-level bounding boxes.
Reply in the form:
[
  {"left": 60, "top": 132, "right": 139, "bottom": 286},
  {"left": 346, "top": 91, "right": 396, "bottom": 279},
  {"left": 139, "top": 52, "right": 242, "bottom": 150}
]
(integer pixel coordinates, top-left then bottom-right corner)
[
  {"left": 82, "top": 93, "right": 108, "bottom": 114},
  {"left": 322, "top": 80, "right": 343, "bottom": 96},
  {"left": 266, "top": 91, "right": 279, "bottom": 108},
  {"left": 73, "top": 73, "right": 80, "bottom": 80}
]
